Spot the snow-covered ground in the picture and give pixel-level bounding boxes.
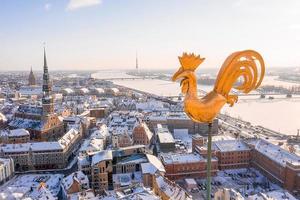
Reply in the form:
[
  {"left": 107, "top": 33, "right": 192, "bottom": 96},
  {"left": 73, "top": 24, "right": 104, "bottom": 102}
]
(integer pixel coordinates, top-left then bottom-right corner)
[
  {"left": 92, "top": 71, "right": 136, "bottom": 79},
  {"left": 181, "top": 168, "right": 289, "bottom": 199},
  {"left": 0, "top": 174, "right": 63, "bottom": 199}
]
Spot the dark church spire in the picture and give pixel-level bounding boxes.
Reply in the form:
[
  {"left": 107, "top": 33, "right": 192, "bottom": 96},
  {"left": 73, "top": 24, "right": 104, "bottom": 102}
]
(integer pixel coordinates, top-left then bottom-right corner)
[
  {"left": 28, "top": 66, "right": 36, "bottom": 86},
  {"left": 42, "top": 45, "right": 51, "bottom": 94},
  {"left": 44, "top": 46, "right": 48, "bottom": 74},
  {"left": 42, "top": 44, "right": 54, "bottom": 115}
]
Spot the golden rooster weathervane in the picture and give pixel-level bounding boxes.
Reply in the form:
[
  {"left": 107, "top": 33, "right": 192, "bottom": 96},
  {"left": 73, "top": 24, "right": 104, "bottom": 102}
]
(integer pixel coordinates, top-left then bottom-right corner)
[
  {"left": 172, "top": 50, "right": 265, "bottom": 200},
  {"left": 172, "top": 50, "right": 265, "bottom": 123}
]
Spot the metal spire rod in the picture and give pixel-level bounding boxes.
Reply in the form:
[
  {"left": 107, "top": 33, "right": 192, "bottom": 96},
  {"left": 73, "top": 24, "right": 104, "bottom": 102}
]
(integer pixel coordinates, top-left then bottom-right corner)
[{"left": 206, "top": 122, "right": 212, "bottom": 200}]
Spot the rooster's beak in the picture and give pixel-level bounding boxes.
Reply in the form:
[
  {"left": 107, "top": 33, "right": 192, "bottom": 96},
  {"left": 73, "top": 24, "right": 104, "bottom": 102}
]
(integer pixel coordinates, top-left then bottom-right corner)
[{"left": 172, "top": 67, "right": 184, "bottom": 81}]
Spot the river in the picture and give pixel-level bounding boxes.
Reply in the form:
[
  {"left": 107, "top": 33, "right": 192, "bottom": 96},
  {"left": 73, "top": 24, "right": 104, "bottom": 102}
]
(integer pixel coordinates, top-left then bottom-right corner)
[{"left": 92, "top": 71, "right": 300, "bottom": 136}]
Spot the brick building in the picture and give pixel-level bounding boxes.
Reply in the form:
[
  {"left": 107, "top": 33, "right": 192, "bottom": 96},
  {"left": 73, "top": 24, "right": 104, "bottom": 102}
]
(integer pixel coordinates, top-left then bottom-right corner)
[
  {"left": 132, "top": 122, "right": 153, "bottom": 145},
  {"left": 89, "top": 108, "right": 107, "bottom": 119},
  {"left": 112, "top": 131, "right": 133, "bottom": 148},
  {"left": 61, "top": 171, "right": 90, "bottom": 200},
  {"left": 84, "top": 150, "right": 113, "bottom": 194},
  {"left": 214, "top": 140, "right": 251, "bottom": 169},
  {"left": 190, "top": 137, "right": 300, "bottom": 194},
  {"left": 247, "top": 139, "right": 300, "bottom": 194},
  {"left": 160, "top": 153, "right": 218, "bottom": 181}
]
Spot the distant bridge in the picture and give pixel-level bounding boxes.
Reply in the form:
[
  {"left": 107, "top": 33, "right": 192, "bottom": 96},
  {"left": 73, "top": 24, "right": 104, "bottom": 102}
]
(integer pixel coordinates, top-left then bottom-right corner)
[
  {"left": 94, "top": 77, "right": 155, "bottom": 81},
  {"left": 165, "top": 90, "right": 299, "bottom": 99}
]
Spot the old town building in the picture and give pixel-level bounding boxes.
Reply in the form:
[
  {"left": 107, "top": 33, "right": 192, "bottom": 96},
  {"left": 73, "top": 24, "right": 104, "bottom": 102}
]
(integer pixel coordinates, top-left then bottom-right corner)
[
  {"left": 90, "top": 150, "right": 113, "bottom": 194},
  {"left": 132, "top": 122, "right": 153, "bottom": 145},
  {"left": 152, "top": 173, "right": 192, "bottom": 200},
  {"left": 0, "top": 128, "right": 81, "bottom": 171},
  {"left": 61, "top": 171, "right": 90, "bottom": 200},
  {"left": 0, "top": 129, "right": 30, "bottom": 144}
]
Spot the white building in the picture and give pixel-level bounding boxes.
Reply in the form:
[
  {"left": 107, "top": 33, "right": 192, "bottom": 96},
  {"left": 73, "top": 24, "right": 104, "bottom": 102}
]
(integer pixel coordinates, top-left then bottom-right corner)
[{"left": 0, "top": 158, "right": 14, "bottom": 184}]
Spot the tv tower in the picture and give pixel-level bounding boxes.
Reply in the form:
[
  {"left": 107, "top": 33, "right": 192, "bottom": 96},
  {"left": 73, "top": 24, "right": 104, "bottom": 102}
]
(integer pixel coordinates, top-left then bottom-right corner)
[{"left": 135, "top": 51, "right": 139, "bottom": 71}]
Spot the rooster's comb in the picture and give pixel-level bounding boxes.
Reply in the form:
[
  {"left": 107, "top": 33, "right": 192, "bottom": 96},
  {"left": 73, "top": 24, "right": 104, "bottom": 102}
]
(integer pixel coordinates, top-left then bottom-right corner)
[{"left": 178, "top": 53, "right": 205, "bottom": 71}]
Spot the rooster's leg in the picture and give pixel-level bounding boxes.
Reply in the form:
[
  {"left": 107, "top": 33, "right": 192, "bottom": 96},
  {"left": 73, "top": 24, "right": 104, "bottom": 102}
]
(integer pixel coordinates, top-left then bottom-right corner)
[{"left": 226, "top": 95, "right": 238, "bottom": 107}]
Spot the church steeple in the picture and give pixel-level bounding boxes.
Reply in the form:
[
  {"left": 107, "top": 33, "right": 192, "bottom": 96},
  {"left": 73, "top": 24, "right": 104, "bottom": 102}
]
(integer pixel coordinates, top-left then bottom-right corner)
[
  {"left": 42, "top": 45, "right": 54, "bottom": 115},
  {"left": 42, "top": 45, "right": 51, "bottom": 95},
  {"left": 44, "top": 47, "right": 48, "bottom": 74},
  {"left": 28, "top": 66, "right": 36, "bottom": 86}
]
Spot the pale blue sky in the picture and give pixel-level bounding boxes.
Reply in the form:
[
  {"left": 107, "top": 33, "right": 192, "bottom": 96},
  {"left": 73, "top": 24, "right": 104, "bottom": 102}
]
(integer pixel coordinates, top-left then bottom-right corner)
[{"left": 0, "top": 0, "right": 300, "bottom": 70}]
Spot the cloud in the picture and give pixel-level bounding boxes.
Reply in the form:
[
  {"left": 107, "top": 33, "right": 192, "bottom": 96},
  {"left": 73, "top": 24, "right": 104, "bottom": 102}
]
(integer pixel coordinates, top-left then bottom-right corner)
[
  {"left": 289, "top": 24, "right": 300, "bottom": 30},
  {"left": 44, "top": 3, "right": 52, "bottom": 11},
  {"left": 66, "top": 0, "right": 102, "bottom": 11},
  {"left": 232, "top": 0, "right": 244, "bottom": 8}
]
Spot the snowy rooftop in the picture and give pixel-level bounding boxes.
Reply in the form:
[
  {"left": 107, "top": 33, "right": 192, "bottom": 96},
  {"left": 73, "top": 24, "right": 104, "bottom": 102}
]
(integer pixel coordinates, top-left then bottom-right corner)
[
  {"left": 91, "top": 150, "right": 112, "bottom": 165},
  {"left": 17, "top": 104, "right": 43, "bottom": 115},
  {"left": 1, "top": 141, "right": 63, "bottom": 153},
  {"left": 253, "top": 139, "right": 300, "bottom": 167},
  {"left": 212, "top": 135, "right": 235, "bottom": 141},
  {"left": 0, "top": 174, "right": 63, "bottom": 200},
  {"left": 136, "top": 100, "right": 165, "bottom": 111},
  {"left": 249, "top": 189, "right": 298, "bottom": 200},
  {"left": 94, "top": 88, "right": 105, "bottom": 93},
  {"left": 158, "top": 132, "right": 175, "bottom": 144},
  {"left": 18, "top": 86, "right": 43, "bottom": 95},
  {"left": 155, "top": 174, "right": 192, "bottom": 200},
  {"left": 78, "top": 155, "right": 90, "bottom": 167},
  {"left": 0, "top": 158, "right": 12, "bottom": 166},
  {"left": 214, "top": 140, "right": 250, "bottom": 152},
  {"left": 117, "top": 154, "right": 147, "bottom": 165},
  {"left": 0, "top": 128, "right": 29, "bottom": 137},
  {"left": 79, "top": 88, "right": 90, "bottom": 93},
  {"left": 161, "top": 152, "right": 206, "bottom": 164},
  {"left": 167, "top": 111, "right": 190, "bottom": 120},
  {"left": 9, "top": 117, "right": 43, "bottom": 130},
  {"left": 99, "top": 186, "right": 160, "bottom": 200},
  {"left": 61, "top": 88, "right": 74, "bottom": 94},
  {"left": 68, "top": 189, "right": 96, "bottom": 200},
  {"left": 58, "top": 128, "right": 80, "bottom": 149},
  {"left": 9, "top": 128, "right": 30, "bottom": 137},
  {"left": 79, "top": 138, "right": 104, "bottom": 155},
  {"left": 141, "top": 154, "right": 166, "bottom": 174},
  {"left": 0, "top": 112, "right": 7, "bottom": 122},
  {"left": 113, "top": 171, "right": 142, "bottom": 187},
  {"left": 90, "top": 124, "right": 109, "bottom": 139},
  {"left": 61, "top": 171, "right": 89, "bottom": 192},
  {"left": 1, "top": 128, "right": 79, "bottom": 153}
]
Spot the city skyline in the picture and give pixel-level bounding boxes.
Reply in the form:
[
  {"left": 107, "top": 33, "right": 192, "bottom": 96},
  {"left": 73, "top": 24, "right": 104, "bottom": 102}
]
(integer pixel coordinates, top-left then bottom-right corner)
[{"left": 1, "top": 0, "right": 300, "bottom": 70}]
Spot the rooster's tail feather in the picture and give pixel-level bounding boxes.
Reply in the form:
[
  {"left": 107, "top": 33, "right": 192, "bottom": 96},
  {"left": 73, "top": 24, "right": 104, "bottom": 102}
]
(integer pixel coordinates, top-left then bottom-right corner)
[{"left": 214, "top": 50, "right": 265, "bottom": 97}]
